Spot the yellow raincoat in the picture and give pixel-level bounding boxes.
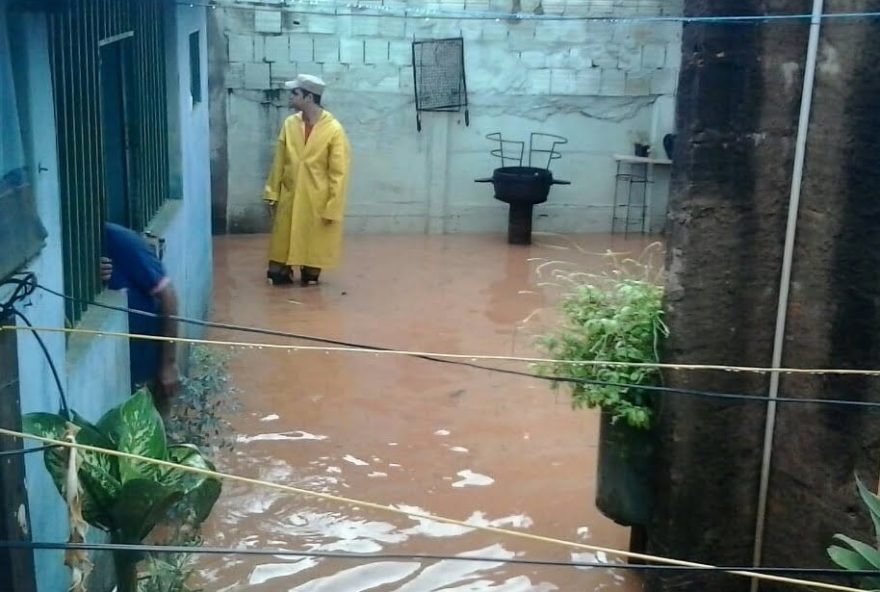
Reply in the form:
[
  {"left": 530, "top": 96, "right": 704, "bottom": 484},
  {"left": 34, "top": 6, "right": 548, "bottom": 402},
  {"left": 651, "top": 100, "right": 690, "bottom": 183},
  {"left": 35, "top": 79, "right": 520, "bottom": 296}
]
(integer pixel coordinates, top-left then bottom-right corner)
[{"left": 264, "top": 110, "right": 351, "bottom": 269}]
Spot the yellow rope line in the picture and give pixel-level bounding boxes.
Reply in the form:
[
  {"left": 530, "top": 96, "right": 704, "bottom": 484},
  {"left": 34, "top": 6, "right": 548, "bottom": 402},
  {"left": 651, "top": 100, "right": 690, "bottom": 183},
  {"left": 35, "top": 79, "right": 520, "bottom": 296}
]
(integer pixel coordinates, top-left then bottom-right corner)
[
  {"left": 5, "top": 323, "right": 880, "bottom": 377},
  {"left": 0, "top": 426, "right": 863, "bottom": 592}
]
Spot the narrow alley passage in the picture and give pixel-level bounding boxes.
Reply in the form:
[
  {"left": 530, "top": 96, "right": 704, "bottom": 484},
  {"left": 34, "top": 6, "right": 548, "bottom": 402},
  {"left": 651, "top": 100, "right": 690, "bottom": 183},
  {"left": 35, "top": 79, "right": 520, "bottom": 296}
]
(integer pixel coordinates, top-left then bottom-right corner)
[{"left": 197, "top": 233, "right": 657, "bottom": 591}]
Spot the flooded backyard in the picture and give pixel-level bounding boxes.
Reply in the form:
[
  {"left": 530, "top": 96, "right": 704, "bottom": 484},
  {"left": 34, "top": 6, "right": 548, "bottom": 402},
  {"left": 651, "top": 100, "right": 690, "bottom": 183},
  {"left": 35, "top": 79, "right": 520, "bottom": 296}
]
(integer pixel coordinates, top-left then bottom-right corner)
[{"left": 197, "top": 233, "right": 659, "bottom": 591}]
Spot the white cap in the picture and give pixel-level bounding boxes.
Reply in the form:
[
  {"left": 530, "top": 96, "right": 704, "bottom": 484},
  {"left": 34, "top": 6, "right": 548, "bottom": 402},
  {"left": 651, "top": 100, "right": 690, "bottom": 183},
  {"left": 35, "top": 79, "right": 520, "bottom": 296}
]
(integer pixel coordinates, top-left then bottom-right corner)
[{"left": 284, "top": 74, "right": 326, "bottom": 95}]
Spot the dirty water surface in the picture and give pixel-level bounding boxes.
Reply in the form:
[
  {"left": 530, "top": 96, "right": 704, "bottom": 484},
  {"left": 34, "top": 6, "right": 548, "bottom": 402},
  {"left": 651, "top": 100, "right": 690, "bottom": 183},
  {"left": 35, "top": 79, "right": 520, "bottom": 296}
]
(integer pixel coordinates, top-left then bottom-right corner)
[{"left": 196, "top": 233, "right": 659, "bottom": 591}]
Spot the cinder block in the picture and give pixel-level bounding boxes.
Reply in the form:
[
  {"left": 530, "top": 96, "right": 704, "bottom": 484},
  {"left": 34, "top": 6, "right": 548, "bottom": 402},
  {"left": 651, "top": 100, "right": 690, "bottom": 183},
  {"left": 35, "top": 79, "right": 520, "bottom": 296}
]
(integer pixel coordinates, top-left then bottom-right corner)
[
  {"left": 389, "top": 40, "right": 413, "bottom": 66},
  {"left": 508, "top": 25, "right": 536, "bottom": 52},
  {"left": 592, "top": 46, "right": 620, "bottom": 69},
  {"left": 351, "top": 16, "right": 382, "bottom": 37},
  {"left": 569, "top": 46, "right": 593, "bottom": 69},
  {"left": 293, "top": 61, "right": 323, "bottom": 77},
  {"left": 244, "top": 62, "right": 271, "bottom": 89},
  {"left": 255, "top": 10, "right": 282, "bottom": 34},
  {"left": 226, "top": 63, "right": 245, "bottom": 89},
  {"left": 575, "top": 69, "right": 602, "bottom": 95},
  {"left": 262, "top": 36, "right": 289, "bottom": 63},
  {"left": 227, "top": 34, "right": 254, "bottom": 63},
  {"left": 523, "top": 68, "right": 551, "bottom": 94},
  {"left": 460, "top": 21, "right": 483, "bottom": 41},
  {"left": 290, "top": 36, "right": 314, "bottom": 62},
  {"left": 481, "top": 22, "right": 508, "bottom": 41},
  {"left": 600, "top": 68, "right": 626, "bottom": 96},
  {"left": 651, "top": 68, "right": 679, "bottom": 95},
  {"left": 547, "top": 50, "right": 572, "bottom": 68},
  {"left": 520, "top": 50, "right": 546, "bottom": 68},
  {"left": 536, "top": 20, "right": 588, "bottom": 43},
  {"left": 550, "top": 68, "right": 577, "bottom": 95},
  {"left": 340, "top": 38, "right": 364, "bottom": 64},
  {"left": 405, "top": 19, "right": 436, "bottom": 40},
  {"left": 271, "top": 62, "right": 298, "bottom": 84},
  {"left": 306, "top": 14, "right": 336, "bottom": 35},
  {"left": 365, "top": 39, "right": 389, "bottom": 65},
  {"left": 625, "top": 72, "right": 652, "bottom": 96},
  {"left": 400, "top": 67, "right": 415, "bottom": 92},
  {"left": 313, "top": 35, "right": 339, "bottom": 62},
  {"left": 641, "top": 43, "right": 667, "bottom": 69},
  {"left": 618, "top": 47, "right": 642, "bottom": 72},
  {"left": 464, "top": 0, "right": 490, "bottom": 11}
]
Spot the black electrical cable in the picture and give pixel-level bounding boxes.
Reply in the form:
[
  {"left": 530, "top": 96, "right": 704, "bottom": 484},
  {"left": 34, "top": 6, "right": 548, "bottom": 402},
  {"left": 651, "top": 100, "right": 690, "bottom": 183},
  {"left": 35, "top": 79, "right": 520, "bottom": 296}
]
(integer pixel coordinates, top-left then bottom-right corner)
[
  {"left": 0, "top": 540, "right": 872, "bottom": 578},
  {"left": 14, "top": 275, "right": 880, "bottom": 412},
  {"left": 0, "top": 274, "right": 70, "bottom": 420},
  {"left": 0, "top": 444, "right": 62, "bottom": 458}
]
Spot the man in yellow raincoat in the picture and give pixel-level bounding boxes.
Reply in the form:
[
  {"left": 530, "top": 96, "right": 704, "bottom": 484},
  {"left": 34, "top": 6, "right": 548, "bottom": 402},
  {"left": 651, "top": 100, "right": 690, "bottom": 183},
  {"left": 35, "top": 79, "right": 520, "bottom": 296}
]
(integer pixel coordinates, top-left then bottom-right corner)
[{"left": 264, "top": 74, "right": 351, "bottom": 286}]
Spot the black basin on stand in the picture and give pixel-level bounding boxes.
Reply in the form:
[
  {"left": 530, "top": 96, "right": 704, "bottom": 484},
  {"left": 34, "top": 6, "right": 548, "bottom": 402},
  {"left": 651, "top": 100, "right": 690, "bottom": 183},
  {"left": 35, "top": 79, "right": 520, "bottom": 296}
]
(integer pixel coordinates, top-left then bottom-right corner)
[{"left": 476, "top": 166, "right": 570, "bottom": 245}]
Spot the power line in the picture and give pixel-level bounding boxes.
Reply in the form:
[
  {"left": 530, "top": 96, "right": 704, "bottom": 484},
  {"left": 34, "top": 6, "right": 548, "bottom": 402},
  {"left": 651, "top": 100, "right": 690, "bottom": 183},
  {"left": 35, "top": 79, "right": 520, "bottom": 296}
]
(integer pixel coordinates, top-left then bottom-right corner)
[
  {"left": 180, "top": 0, "right": 880, "bottom": 24},
  {"left": 5, "top": 274, "right": 880, "bottom": 411},
  {"left": 0, "top": 274, "right": 70, "bottom": 420},
  {"left": 0, "top": 539, "right": 872, "bottom": 578},
  {"left": 0, "top": 427, "right": 866, "bottom": 592}
]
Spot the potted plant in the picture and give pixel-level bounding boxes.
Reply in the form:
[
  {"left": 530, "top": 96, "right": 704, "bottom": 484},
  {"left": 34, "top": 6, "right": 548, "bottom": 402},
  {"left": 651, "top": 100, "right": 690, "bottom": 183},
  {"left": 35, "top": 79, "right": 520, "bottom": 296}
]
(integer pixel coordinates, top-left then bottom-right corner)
[
  {"left": 630, "top": 131, "right": 651, "bottom": 158},
  {"left": 539, "top": 253, "right": 667, "bottom": 527},
  {"left": 24, "top": 390, "right": 221, "bottom": 592}
]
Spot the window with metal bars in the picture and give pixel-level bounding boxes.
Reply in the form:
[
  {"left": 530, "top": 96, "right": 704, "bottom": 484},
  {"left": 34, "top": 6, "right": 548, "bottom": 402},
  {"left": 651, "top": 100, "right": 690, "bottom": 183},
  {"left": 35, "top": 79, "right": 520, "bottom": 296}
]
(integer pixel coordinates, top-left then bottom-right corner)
[{"left": 48, "top": 0, "right": 171, "bottom": 324}]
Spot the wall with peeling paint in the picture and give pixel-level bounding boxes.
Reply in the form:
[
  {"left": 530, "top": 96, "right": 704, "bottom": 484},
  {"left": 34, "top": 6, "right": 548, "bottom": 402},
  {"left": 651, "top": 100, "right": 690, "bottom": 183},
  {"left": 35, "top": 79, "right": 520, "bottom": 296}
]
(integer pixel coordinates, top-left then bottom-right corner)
[{"left": 210, "top": 0, "right": 683, "bottom": 234}]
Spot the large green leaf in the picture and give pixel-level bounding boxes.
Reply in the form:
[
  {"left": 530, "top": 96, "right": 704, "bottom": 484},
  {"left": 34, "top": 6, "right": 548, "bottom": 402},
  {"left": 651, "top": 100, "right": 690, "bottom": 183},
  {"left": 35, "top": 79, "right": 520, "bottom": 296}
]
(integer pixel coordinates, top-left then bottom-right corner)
[
  {"left": 856, "top": 476, "right": 880, "bottom": 544},
  {"left": 829, "top": 545, "right": 875, "bottom": 571},
  {"left": 117, "top": 390, "right": 167, "bottom": 483},
  {"left": 24, "top": 412, "right": 122, "bottom": 530},
  {"left": 22, "top": 413, "right": 69, "bottom": 494},
  {"left": 163, "top": 445, "right": 222, "bottom": 526},
  {"left": 73, "top": 424, "right": 120, "bottom": 530},
  {"left": 833, "top": 534, "right": 880, "bottom": 569},
  {"left": 110, "top": 479, "right": 183, "bottom": 544},
  {"left": 96, "top": 405, "right": 123, "bottom": 447}
]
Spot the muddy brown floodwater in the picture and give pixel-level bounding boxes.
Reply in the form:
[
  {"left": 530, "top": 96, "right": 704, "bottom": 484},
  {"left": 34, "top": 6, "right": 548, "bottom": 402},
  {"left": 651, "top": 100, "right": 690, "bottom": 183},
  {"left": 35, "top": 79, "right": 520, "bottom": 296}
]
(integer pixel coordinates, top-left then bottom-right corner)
[{"left": 196, "top": 233, "right": 660, "bottom": 591}]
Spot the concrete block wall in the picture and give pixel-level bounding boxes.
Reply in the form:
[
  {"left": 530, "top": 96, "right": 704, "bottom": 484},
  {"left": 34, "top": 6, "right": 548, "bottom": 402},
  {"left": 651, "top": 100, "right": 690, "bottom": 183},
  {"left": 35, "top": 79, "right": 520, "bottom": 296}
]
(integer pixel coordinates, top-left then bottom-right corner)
[{"left": 211, "top": 0, "right": 683, "bottom": 234}]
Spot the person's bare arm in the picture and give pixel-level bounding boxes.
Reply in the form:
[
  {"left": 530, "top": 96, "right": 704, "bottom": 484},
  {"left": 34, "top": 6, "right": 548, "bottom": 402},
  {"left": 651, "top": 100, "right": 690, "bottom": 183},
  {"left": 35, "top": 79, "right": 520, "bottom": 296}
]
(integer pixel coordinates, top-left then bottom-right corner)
[{"left": 154, "top": 282, "right": 180, "bottom": 400}]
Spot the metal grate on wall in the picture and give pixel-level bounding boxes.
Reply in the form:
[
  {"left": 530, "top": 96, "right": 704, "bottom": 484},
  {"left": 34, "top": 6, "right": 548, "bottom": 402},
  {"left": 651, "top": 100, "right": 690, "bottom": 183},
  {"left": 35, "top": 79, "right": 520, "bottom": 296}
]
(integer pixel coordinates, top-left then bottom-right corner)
[{"left": 48, "top": 0, "right": 170, "bottom": 324}]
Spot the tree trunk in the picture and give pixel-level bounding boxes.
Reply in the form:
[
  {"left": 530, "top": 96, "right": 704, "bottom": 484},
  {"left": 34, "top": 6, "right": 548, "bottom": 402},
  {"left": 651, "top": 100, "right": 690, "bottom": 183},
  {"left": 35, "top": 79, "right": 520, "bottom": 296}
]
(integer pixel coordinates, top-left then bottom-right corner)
[{"left": 648, "top": 1, "right": 880, "bottom": 591}]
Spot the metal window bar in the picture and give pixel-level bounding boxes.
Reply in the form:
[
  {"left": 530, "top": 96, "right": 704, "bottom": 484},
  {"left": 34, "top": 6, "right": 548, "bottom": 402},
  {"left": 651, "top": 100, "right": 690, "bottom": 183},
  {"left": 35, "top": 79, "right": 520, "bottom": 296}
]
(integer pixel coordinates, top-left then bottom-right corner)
[{"left": 47, "top": 0, "right": 170, "bottom": 324}]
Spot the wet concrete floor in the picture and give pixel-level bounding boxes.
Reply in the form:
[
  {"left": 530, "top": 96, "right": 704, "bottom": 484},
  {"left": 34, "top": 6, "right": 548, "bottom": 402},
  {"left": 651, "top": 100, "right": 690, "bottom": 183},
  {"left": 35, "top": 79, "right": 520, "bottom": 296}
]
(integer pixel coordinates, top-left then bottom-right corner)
[{"left": 197, "top": 233, "right": 659, "bottom": 591}]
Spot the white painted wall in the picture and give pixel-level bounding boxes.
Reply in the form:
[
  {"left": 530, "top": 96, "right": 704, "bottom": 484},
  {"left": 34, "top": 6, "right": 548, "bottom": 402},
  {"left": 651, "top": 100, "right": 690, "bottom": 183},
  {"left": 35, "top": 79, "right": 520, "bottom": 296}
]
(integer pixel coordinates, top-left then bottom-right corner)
[
  {"left": 2, "top": 3, "right": 214, "bottom": 590},
  {"left": 211, "top": 0, "right": 682, "bottom": 234}
]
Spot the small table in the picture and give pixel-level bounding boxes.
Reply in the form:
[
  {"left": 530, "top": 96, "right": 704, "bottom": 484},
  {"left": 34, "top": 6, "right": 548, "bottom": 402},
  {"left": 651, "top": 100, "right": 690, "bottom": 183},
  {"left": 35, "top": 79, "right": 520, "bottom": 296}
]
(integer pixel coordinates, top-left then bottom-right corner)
[{"left": 612, "top": 154, "right": 672, "bottom": 235}]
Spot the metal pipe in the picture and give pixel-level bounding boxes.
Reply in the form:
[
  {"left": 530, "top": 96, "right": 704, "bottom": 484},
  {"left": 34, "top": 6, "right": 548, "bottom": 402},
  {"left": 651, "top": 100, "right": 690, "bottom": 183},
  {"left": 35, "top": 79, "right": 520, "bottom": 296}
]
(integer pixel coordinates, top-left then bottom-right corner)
[{"left": 750, "top": 0, "right": 824, "bottom": 590}]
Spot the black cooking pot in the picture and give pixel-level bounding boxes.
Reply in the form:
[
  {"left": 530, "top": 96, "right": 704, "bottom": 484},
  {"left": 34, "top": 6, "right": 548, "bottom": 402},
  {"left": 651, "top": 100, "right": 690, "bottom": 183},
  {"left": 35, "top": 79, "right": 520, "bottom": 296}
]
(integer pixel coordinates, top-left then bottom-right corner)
[{"left": 475, "top": 166, "right": 570, "bottom": 206}]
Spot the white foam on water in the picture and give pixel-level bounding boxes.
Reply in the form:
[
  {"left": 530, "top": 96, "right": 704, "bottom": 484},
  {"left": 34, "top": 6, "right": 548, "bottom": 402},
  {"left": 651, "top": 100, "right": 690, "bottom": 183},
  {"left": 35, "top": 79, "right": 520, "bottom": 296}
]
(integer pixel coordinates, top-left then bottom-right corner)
[
  {"left": 466, "top": 512, "right": 533, "bottom": 529},
  {"left": 450, "top": 446, "right": 469, "bottom": 453},
  {"left": 389, "top": 463, "right": 402, "bottom": 468},
  {"left": 326, "top": 466, "right": 342, "bottom": 474},
  {"left": 368, "top": 471, "right": 388, "bottom": 478},
  {"left": 248, "top": 558, "right": 319, "bottom": 585},
  {"left": 237, "top": 430, "right": 327, "bottom": 443},
  {"left": 260, "top": 414, "right": 280, "bottom": 422},
  {"left": 388, "top": 442, "right": 399, "bottom": 446},
  {"left": 396, "top": 505, "right": 474, "bottom": 538},
  {"left": 343, "top": 454, "right": 369, "bottom": 466},
  {"left": 571, "top": 552, "right": 598, "bottom": 570},
  {"left": 389, "top": 544, "right": 516, "bottom": 591},
  {"left": 576, "top": 526, "right": 591, "bottom": 540},
  {"left": 434, "top": 429, "right": 451, "bottom": 436},
  {"left": 451, "top": 470, "right": 494, "bottom": 488},
  {"left": 288, "top": 561, "right": 419, "bottom": 592}
]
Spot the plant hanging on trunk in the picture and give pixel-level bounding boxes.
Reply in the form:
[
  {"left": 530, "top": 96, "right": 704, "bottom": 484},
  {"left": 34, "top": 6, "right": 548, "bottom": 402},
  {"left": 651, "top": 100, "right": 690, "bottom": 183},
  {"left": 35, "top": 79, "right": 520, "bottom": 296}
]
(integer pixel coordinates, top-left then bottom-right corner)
[
  {"left": 24, "top": 389, "right": 222, "bottom": 592},
  {"left": 538, "top": 247, "right": 668, "bottom": 430}
]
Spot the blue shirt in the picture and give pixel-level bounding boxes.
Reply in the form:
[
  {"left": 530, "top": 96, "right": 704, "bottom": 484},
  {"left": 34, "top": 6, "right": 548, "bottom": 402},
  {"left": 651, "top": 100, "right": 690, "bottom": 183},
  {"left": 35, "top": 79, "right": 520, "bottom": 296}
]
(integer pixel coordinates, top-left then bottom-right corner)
[{"left": 104, "top": 223, "right": 168, "bottom": 391}]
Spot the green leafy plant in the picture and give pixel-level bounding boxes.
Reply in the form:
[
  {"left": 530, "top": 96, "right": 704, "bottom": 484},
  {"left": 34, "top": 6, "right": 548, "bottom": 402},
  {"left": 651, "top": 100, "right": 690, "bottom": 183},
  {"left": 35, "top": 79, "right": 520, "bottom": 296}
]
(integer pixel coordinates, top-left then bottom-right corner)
[
  {"left": 827, "top": 476, "right": 880, "bottom": 589},
  {"left": 165, "top": 345, "right": 241, "bottom": 457},
  {"left": 139, "top": 542, "right": 203, "bottom": 592},
  {"left": 538, "top": 250, "right": 668, "bottom": 430},
  {"left": 24, "top": 390, "right": 222, "bottom": 592}
]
